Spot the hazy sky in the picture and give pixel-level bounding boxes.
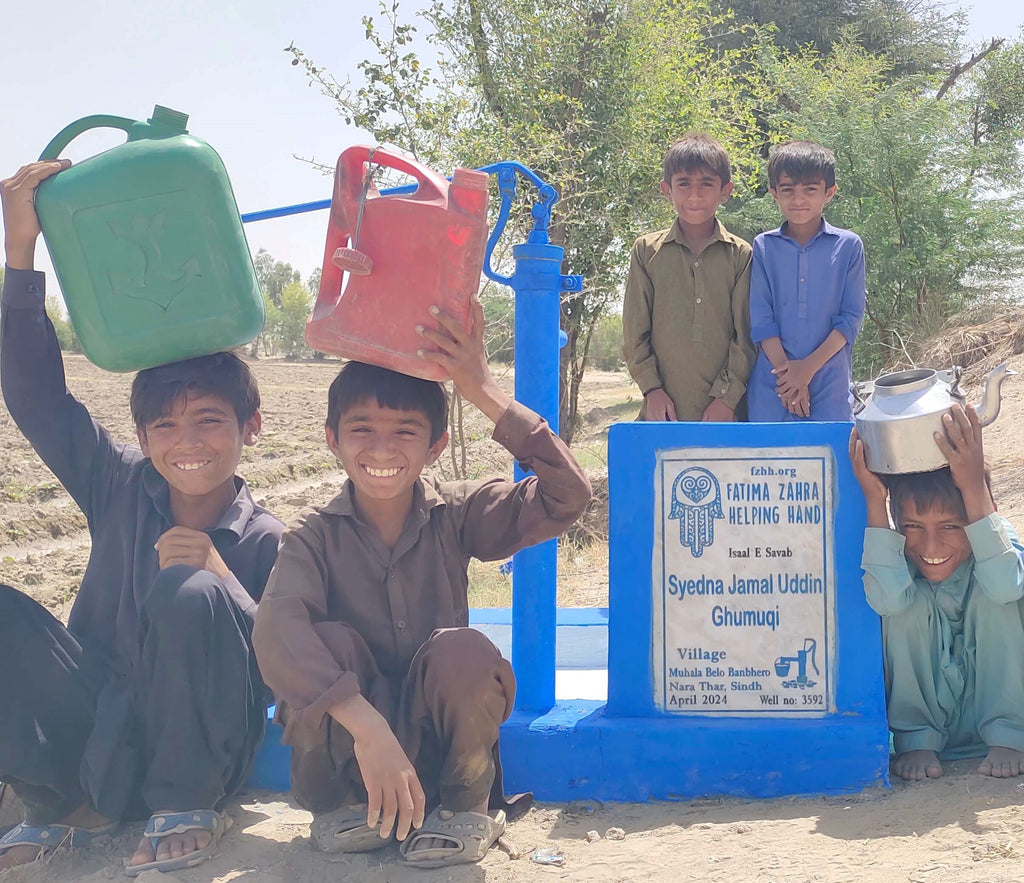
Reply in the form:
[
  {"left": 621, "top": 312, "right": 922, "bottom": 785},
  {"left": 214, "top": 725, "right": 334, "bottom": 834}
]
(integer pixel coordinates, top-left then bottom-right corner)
[{"left": 1, "top": 0, "right": 1020, "bottom": 286}]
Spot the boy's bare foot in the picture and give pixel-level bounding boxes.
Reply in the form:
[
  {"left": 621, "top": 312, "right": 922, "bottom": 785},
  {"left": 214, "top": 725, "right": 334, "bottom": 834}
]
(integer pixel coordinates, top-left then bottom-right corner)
[
  {"left": 0, "top": 843, "right": 40, "bottom": 871},
  {"left": 127, "top": 816, "right": 212, "bottom": 870},
  {"left": 892, "top": 749, "right": 943, "bottom": 780},
  {"left": 0, "top": 805, "right": 113, "bottom": 870},
  {"left": 978, "top": 746, "right": 1024, "bottom": 778}
]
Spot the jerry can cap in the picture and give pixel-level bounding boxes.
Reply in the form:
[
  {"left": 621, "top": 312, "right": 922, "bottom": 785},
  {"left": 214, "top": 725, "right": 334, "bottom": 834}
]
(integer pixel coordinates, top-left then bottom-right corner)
[{"left": 149, "top": 105, "right": 189, "bottom": 132}]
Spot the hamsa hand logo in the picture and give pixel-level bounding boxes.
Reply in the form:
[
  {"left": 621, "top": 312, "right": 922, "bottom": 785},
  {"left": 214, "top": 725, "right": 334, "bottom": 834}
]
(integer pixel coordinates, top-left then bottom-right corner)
[{"left": 669, "top": 467, "right": 723, "bottom": 558}]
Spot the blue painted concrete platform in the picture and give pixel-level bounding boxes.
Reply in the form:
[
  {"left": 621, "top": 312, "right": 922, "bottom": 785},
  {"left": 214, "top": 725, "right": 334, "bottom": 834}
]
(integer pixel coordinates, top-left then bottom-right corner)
[{"left": 498, "top": 703, "right": 888, "bottom": 801}]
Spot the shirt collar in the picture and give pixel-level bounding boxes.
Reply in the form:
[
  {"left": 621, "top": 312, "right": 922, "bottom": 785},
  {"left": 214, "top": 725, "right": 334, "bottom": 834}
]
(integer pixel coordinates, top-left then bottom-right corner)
[
  {"left": 663, "top": 217, "right": 729, "bottom": 250},
  {"left": 142, "top": 462, "right": 256, "bottom": 540},
  {"left": 766, "top": 217, "right": 840, "bottom": 245},
  {"left": 319, "top": 477, "right": 446, "bottom": 522},
  {"left": 910, "top": 556, "right": 973, "bottom": 590}
]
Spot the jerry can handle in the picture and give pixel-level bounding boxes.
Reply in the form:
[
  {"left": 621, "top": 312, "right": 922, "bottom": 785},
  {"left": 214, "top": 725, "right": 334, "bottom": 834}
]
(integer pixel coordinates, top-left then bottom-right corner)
[
  {"left": 39, "top": 115, "right": 137, "bottom": 161},
  {"left": 341, "top": 144, "right": 447, "bottom": 203}
]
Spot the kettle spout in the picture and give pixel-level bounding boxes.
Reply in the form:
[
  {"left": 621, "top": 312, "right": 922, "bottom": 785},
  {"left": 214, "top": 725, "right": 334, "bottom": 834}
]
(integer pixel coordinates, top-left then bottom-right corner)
[{"left": 975, "top": 362, "right": 1019, "bottom": 426}]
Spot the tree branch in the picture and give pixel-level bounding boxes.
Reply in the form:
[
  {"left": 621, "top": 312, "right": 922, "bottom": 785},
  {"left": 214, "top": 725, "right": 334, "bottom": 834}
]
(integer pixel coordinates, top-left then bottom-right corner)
[
  {"left": 466, "top": 0, "right": 508, "bottom": 123},
  {"left": 936, "top": 38, "right": 1004, "bottom": 100}
]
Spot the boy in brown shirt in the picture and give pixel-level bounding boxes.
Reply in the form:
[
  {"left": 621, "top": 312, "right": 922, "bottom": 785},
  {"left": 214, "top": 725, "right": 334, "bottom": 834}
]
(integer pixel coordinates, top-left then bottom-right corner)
[
  {"left": 252, "top": 300, "right": 591, "bottom": 869},
  {"left": 622, "top": 133, "right": 755, "bottom": 421}
]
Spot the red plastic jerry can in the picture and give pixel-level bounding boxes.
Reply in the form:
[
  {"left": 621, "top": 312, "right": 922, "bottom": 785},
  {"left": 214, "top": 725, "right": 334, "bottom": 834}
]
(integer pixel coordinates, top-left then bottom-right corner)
[{"left": 306, "top": 146, "right": 489, "bottom": 380}]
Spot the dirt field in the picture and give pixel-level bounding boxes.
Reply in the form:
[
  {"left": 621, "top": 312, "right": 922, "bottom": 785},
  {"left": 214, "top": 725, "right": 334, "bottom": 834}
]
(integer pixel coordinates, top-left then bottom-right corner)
[
  {"left": 0, "top": 356, "right": 625, "bottom": 616},
  {"left": 4, "top": 353, "right": 1024, "bottom": 882}
]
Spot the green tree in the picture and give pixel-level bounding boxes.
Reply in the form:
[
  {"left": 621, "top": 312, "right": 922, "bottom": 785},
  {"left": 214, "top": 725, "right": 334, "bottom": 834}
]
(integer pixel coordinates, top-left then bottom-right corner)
[
  {"left": 723, "top": 38, "right": 1024, "bottom": 375},
  {"left": 260, "top": 293, "right": 283, "bottom": 356},
  {"left": 713, "top": 0, "right": 964, "bottom": 77},
  {"left": 306, "top": 266, "right": 322, "bottom": 296},
  {"left": 275, "top": 281, "right": 313, "bottom": 359},
  {"left": 288, "top": 0, "right": 769, "bottom": 441},
  {"left": 44, "top": 293, "right": 80, "bottom": 352},
  {"left": 587, "top": 312, "right": 625, "bottom": 371},
  {"left": 481, "top": 284, "right": 514, "bottom": 363},
  {"left": 253, "top": 248, "right": 301, "bottom": 308}
]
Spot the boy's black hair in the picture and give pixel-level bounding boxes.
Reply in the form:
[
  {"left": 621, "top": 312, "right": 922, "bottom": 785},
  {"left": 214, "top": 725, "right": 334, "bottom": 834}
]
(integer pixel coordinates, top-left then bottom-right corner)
[
  {"left": 326, "top": 361, "right": 449, "bottom": 445},
  {"left": 130, "top": 351, "right": 260, "bottom": 430},
  {"left": 767, "top": 140, "right": 836, "bottom": 189},
  {"left": 887, "top": 466, "right": 993, "bottom": 526},
  {"left": 663, "top": 133, "right": 732, "bottom": 186}
]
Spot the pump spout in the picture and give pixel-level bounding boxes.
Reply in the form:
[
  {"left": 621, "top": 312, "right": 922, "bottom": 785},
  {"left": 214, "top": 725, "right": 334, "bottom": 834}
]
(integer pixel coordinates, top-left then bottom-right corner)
[{"left": 974, "top": 363, "right": 1018, "bottom": 427}]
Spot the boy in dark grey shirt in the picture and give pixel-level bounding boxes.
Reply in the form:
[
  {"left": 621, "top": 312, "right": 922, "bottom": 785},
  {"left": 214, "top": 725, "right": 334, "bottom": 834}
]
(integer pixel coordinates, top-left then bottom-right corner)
[{"left": 0, "top": 160, "right": 283, "bottom": 875}]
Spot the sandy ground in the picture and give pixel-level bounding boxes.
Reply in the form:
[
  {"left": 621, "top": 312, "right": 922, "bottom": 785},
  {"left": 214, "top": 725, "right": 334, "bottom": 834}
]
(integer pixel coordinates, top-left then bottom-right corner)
[{"left": 3, "top": 353, "right": 1024, "bottom": 882}]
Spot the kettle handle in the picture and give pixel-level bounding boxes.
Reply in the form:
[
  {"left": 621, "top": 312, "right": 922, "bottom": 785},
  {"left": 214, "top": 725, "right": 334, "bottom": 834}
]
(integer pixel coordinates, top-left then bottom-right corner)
[
  {"left": 39, "top": 115, "right": 137, "bottom": 162},
  {"left": 339, "top": 145, "right": 446, "bottom": 204}
]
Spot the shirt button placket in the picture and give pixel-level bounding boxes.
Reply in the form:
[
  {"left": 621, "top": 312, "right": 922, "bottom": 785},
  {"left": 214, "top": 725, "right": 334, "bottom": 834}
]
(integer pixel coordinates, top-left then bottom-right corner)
[
  {"left": 387, "top": 567, "right": 409, "bottom": 645},
  {"left": 798, "top": 251, "right": 809, "bottom": 319},
  {"left": 692, "top": 259, "right": 703, "bottom": 342}
]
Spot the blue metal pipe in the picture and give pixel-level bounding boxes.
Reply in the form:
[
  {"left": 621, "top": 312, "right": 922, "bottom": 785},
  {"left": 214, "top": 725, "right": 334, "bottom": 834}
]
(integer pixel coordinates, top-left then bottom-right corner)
[
  {"left": 240, "top": 198, "right": 332, "bottom": 224},
  {"left": 509, "top": 238, "right": 564, "bottom": 712},
  {"left": 482, "top": 165, "right": 583, "bottom": 714}
]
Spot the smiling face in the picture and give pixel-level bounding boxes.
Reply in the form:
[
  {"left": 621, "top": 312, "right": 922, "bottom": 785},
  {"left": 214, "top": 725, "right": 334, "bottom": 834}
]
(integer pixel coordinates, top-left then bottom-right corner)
[
  {"left": 327, "top": 399, "right": 449, "bottom": 510},
  {"left": 770, "top": 174, "right": 837, "bottom": 236},
  {"left": 896, "top": 499, "right": 973, "bottom": 583},
  {"left": 660, "top": 166, "right": 733, "bottom": 236},
  {"left": 137, "top": 393, "right": 260, "bottom": 512}
]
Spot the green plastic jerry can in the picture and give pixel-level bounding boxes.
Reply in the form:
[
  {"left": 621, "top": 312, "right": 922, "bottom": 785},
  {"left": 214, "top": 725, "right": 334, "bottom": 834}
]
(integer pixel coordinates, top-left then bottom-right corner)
[{"left": 34, "top": 105, "right": 264, "bottom": 372}]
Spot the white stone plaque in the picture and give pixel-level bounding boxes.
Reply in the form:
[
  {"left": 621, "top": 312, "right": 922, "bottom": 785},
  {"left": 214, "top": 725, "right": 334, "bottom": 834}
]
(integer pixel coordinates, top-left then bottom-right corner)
[{"left": 653, "top": 447, "right": 836, "bottom": 715}]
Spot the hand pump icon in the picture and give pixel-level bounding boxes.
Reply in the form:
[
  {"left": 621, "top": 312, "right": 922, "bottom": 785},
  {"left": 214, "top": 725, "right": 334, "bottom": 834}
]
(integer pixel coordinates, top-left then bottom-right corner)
[{"left": 774, "top": 638, "right": 819, "bottom": 689}]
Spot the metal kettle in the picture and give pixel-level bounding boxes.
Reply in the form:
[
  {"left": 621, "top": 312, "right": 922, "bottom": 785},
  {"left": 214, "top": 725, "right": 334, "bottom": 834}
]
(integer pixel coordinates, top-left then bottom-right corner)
[{"left": 852, "top": 363, "right": 1016, "bottom": 474}]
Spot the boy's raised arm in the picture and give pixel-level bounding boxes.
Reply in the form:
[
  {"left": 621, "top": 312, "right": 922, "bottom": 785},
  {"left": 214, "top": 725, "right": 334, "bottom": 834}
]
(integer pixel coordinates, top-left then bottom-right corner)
[
  {"left": 934, "top": 404, "right": 994, "bottom": 522},
  {"left": 850, "top": 427, "right": 918, "bottom": 615},
  {"left": 937, "top": 404, "right": 1024, "bottom": 603},
  {"left": 416, "top": 298, "right": 591, "bottom": 561},
  {"left": 1, "top": 161, "right": 128, "bottom": 519},
  {"left": 1, "top": 161, "right": 68, "bottom": 271},
  {"left": 415, "top": 297, "right": 511, "bottom": 424}
]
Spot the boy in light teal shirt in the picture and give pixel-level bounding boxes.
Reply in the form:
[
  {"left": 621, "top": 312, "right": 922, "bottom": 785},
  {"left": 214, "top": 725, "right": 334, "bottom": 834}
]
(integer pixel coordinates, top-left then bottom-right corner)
[{"left": 851, "top": 404, "right": 1024, "bottom": 781}]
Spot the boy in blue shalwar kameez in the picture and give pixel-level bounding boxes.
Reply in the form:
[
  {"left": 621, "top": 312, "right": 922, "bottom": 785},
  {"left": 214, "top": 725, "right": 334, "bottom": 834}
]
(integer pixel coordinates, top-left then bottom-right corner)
[
  {"left": 748, "top": 141, "right": 865, "bottom": 421},
  {"left": 851, "top": 404, "right": 1024, "bottom": 781}
]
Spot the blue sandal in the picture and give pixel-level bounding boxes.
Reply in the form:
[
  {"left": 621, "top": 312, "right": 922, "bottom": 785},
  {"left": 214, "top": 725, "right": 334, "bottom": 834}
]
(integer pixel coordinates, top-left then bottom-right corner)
[
  {"left": 0, "top": 819, "right": 118, "bottom": 858},
  {"left": 124, "top": 809, "right": 231, "bottom": 877}
]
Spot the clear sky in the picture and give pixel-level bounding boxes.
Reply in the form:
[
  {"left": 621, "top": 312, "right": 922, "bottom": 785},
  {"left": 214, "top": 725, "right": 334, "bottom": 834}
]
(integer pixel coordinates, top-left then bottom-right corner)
[{"left": 1, "top": 0, "right": 1020, "bottom": 287}]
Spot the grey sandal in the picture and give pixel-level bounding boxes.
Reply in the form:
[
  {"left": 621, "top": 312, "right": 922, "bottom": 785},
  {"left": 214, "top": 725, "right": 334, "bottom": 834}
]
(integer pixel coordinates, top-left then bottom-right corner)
[
  {"left": 399, "top": 807, "right": 506, "bottom": 868},
  {"left": 310, "top": 804, "right": 394, "bottom": 853}
]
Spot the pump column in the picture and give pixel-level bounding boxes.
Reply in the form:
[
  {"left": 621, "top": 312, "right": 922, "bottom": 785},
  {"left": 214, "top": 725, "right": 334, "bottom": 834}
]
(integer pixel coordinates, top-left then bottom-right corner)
[{"left": 510, "top": 227, "right": 582, "bottom": 713}]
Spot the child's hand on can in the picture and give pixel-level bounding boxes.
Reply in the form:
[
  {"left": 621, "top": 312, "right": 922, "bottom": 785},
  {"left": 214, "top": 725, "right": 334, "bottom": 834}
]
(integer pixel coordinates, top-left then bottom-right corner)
[{"left": 935, "top": 403, "right": 994, "bottom": 520}]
